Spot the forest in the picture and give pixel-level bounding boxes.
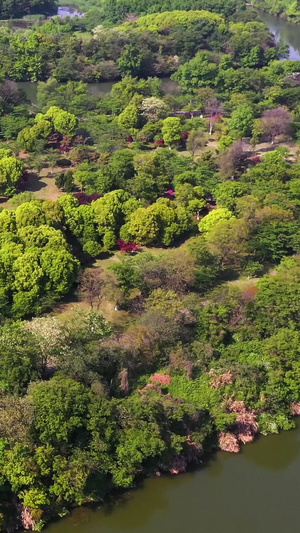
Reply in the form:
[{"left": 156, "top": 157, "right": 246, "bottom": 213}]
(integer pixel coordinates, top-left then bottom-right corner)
[
  {"left": 1, "top": 0, "right": 300, "bottom": 531},
  {"left": 0, "top": 0, "right": 57, "bottom": 19}
]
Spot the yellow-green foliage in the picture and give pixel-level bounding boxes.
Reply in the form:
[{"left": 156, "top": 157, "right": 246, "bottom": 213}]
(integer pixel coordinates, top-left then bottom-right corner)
[
  {"left": 168, "top": 374, "right": 223, "bottom": 410},
  {"left": 229, "top": 21, "right": 267, "bottom": 34},
  {"left": 121, "top": 10, "right": 224, "bottom": 32}
]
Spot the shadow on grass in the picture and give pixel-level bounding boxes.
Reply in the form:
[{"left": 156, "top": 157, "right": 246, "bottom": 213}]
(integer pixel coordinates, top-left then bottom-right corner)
[{"left": 26, "top": 172, "right": 48, "bottom": 192}]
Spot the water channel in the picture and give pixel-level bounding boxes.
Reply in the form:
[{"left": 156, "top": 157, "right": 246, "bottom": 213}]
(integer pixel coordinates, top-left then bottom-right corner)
[{"left": 33, "top": 11, "right": 300, "bottom": 532}]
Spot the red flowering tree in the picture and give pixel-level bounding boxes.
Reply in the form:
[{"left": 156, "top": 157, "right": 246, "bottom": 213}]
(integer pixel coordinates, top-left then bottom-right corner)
[{"left": 117, "top": 239, "right": 140, "bottom": 253}]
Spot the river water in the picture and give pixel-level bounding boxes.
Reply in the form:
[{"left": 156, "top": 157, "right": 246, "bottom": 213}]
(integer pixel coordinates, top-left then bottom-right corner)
[
  {"left": 56, "top": 6, "right": 84, "bottom": 18},
  {"left": 17, "top": 79, "right": 180, "bottom": 106},
  {"left": 45, "top": 421, "right": 300, "bottom": 533},
  {"left": 259, "top": 11, "right": 300, "bottom": 60},
  {"left": 22, "top": 12, "right": 300, "bottom": 532}
]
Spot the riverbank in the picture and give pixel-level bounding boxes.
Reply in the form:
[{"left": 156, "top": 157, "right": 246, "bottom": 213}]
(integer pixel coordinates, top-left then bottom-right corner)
[
  {"left": 44, "top": 419, "right": 300, "bottom": 533},
  {"left": 0, "top": 4, "right": 85, "bottom": 28},
  {"left": 258, "top": 10, "right": 300, "bottom": 60},
  {"left": 254, "top": 1, "right": 300, "bottom": 24}
]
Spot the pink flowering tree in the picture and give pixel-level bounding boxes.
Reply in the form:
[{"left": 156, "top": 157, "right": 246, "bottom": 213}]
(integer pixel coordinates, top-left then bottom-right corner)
[
  {"left": 261, "top": 107, "right": 292, "bottom": 144},
  {"left": 205, "top": 98, "right": 224, "bottom": 135}
]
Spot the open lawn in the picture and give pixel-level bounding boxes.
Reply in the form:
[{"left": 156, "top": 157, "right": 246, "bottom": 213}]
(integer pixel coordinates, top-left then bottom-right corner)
[{"left": 27, "top": 169, "right": 63, "bottom": 201}]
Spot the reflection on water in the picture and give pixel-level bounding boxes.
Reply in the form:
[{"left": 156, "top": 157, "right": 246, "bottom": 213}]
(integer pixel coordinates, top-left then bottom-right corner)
[
  {"left": 259, "top": 10, "right": 300, "bottom": 60},
  {"left": 56, "top": 6, "right": 85, "bottom": 18},
  {"left": 17, "top": 79, "right": 180, "bottom": 106},
  {"left": 46, "top": 421, "right": 300, "bottom": 533},
  {"left": 243, "top": 423, "right": 300, "bottom": 471}
]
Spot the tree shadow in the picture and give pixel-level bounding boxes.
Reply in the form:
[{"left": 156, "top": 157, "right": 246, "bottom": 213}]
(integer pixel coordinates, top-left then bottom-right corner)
[
  {"left": 26, "top": 172, "right": 48, "bottom": 192},
  {"left": 257, "top": 145, "right": 276, "bottom": 153}
]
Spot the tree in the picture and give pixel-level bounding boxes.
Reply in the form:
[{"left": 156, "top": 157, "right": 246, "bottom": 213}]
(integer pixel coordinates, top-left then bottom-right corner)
[
  {"left": 24, "top": 316, "right": 69, "bottom": 376},
  {"left": 173, "top": 52, "right": 219, "bottom": 93},
  {"left": 42, "top": 200, "right": 64, "bottom": 229},
  {"left": 206, "top": 218, "right": 250, "bottom": 270},
  {"left": 118, "top": 104, "right": 140, "bottom": 132},
  {"left": 44, "top": 107, "right": 78, "bottom": 136},
  {"left": 214, "top": 181, "right": 248, "bottom": 211},
  {"left": 186, "top": 130, "right": 207, "bottom": 156},
  {"left": 126, "top": 207, "right": 160, "bottom": 245},
  {"left": 0, "top": 156, "right": 23, "bottom": 196},
  {"left": 0, "top": 393, "right": 34, "bottom": 444},
  {"left": 30, "top": 376, "right": 91, "bottom": 446},
  {"left": 55, "top": 170, "right": 74, "bottom": 192},
  {"left": 204, "top": 98, "right": 224, "bottom": 135},
  {"left": 228, "top": 103, "right": 255, "bottom": 138},
  {"left": 146, "top": 289, "right": 183, "bottom": 318},
  {"left": 92, "top": 189, "right": 131, "bottom": 236},
  {"left": 261, "top": 107, "right": 292, "bottom": 144},
  {"left": 141, "top": 97, "right": 168, "bottom": 122},
  {"left": 218, "top": 140, "right": 246, "bottom": 179},
  {"left": 199, "top": 207, "right": 235, "bottom": 233},
  {"left": 110, "top": 149, "right": 135, "bottom": 188},
  {"left": 162, "top": 117, "right": 182, "bottom": 149},
  {"left": 118, "top": 45, "right": 143, "bottom": 77},
  {"left": 0, "top": 323, "right": 40, "bottom": 394},
  {"left": 15, "top": 201, "right": 46, "bottom": 228},
  {"left": 0, "top": 114, "right": 28, "bottom": 140},
  {"left": 78, "top": 269, "right": 103, "bottom": 310},
  {"left": 255, "top": 262, "right": 300, "bottom": 333},
  {"left": 40, "top": 247, "right": 80, "bottom": 296},
  {"left": 103, "top": 230, "right": 117, "bottom": 251}
]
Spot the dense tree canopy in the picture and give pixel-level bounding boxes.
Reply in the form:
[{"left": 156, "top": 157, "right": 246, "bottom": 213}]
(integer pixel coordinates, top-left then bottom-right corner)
[
  {"left": 0, "top": 0, "right": 57, "bottom": 19},
  {"left": 1, "top": 1, "right": 300, "bottom": 531}
]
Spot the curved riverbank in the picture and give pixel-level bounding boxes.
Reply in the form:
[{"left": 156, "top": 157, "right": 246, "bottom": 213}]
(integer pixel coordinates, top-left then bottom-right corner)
[
  {"left": 44, "top": 420, "right": 300, "bottom": 533},
  {"left": 258, "top": 10, "right": 300, "bottom": 60}
]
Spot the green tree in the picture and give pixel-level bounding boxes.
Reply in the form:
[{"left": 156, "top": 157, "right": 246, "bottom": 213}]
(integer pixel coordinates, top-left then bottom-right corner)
[
  {"left": 30, "top": 376, "right": 91, "bottom": 446},
  {"left": 118, "top": 45, "right": 143, "bottom": 77},
  {"left": 0, "top": 323, "right": 40, "bottom": 394},
  {"left": 126, "top": 207, "right": 160, "bottom": 245},
  {"left": 55, "top": 170, "right": 74, "bottom": 193},
  {"left": 199, "top": 207, "right": 234, "bottom": 233},
  {"left": 118, "top": 103, "right": 140, "bottom": 132},
  {"left": 172, "top": 52, "right": 219, "bottom": 93},
  {"left": 162, "top": 117, "right": 182, "bottom": 149},
  {"left": 0, "top": 156, "right": 23, "bottom": 196},
  {"left": 228, "top": 103, "right": 255, "bottom": 138},
  {"left": 15, "top": 201, "right": 46, "bottom": 228}
]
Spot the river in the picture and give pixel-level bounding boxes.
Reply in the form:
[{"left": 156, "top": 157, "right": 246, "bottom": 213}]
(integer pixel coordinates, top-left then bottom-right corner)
[
  {"left": 259, "top": 10, "right": 300, "bottom": 61},
  {"left": 45, "top": 420, "right": 300, "bottom": 533},
  {"left": 17, "top": 79, "right": 180, "bottom": 106},
  {"left": 17, "top": 10, "right": 300, "bottom": 106}
]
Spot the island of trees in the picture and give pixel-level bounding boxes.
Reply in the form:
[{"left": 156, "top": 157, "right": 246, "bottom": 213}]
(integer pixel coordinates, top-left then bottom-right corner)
[{"left": 1, "top": 0, "right": 300, "bottom": 531}]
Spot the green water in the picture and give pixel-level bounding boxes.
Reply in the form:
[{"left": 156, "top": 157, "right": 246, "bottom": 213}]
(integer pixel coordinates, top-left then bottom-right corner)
[
  {"left": 17, "top": 79, "right": 179, "bottom": 106},
  {"left": 45, "top": 421, "right": 300, "bottom": 533}
]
